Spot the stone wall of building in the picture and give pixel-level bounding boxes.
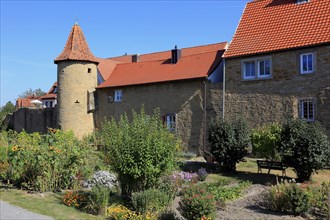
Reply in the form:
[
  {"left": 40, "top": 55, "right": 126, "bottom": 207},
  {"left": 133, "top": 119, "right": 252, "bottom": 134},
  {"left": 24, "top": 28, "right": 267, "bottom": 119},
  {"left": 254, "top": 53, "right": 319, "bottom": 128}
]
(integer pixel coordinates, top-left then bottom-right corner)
[
  {"left": 96, "top": 79, "right": 224, "bottom": 154},
  {"left": 57, "top": 61, "right": 98, "bottom": 138},
  {"left": 225, "top": 45, "right": 330, "bottom": 135},
  {"left": 11, "top": 107, "right": 57, "bottom": 133}
]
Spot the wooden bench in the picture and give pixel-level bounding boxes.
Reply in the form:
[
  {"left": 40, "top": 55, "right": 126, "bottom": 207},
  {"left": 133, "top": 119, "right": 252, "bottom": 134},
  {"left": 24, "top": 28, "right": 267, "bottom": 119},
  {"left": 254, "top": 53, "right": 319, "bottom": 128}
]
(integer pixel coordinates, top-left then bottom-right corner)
[{"left": 257, "top": 160, "right": 287, "bottom": 176}]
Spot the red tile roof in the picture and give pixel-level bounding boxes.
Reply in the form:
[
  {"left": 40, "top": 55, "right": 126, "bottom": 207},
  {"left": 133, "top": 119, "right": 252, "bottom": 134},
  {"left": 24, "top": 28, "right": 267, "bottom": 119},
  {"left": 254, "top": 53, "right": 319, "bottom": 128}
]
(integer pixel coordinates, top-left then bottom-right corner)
[
  {"left": 40, "top": 82, "right": 57, "bottom": 100},
  {"left": 54, "top": 24, "right": 99, "bottom": 64},
  {"left": 97, "top": 42, "right": 227, "bottom": 81},
  {"left": 15, "top": 98, "right": 39, "bottom": 109},
  {"left": 224, "top": 0, "right": 330, "bottom": 58},
  {"left": 97, "top": 42, "right": 226, "bottom": 88}
]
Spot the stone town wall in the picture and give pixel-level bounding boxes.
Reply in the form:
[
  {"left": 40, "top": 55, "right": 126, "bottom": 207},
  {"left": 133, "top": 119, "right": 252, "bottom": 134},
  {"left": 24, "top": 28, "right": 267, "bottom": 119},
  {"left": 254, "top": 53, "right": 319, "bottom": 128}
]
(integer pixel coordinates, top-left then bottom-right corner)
[
  {"left": 224, "top": 45, "right": 330, "bottom": 136},
  {"left": 11, "top": 107, "right": 57, "bottom": 133},
  {"left": 57, "top": 61, "right": 98, "bottom": 138}
]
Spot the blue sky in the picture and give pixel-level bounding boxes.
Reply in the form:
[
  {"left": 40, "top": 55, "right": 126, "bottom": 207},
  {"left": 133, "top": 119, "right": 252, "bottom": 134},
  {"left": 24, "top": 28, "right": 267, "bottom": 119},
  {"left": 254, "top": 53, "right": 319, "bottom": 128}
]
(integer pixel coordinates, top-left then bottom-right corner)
[{"left": 0, "top": 0, "right": 249, "bottom": 106}]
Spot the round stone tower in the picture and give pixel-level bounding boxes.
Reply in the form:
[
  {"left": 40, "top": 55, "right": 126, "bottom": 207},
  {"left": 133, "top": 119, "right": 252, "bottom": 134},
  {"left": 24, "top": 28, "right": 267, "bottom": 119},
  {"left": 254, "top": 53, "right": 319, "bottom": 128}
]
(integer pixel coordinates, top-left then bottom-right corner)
[{"left": 54, "top": 23, "right": 99, "bottom": 138}]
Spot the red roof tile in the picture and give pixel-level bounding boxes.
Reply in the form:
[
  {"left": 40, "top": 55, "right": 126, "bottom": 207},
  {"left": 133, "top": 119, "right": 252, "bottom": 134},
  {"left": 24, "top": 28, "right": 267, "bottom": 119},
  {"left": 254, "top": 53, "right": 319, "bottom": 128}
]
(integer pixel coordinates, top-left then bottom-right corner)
[
  {"left": 224, "top": 0, "right": 330, "bottom": 58},
  {"left": 97, "top": 42, "right": 227, "bottom": 82},
  {"left": 97, "top": 43, "right": 226, "bottom": 88},
  {"left": 15, "top": 98, "right": 39, "bottom": 109},
  {"left": 40, "top": 83, "right": 57, "bottom": 100},
  {"left": 54, "top": 24, "right": 99, "bottom": 64}
]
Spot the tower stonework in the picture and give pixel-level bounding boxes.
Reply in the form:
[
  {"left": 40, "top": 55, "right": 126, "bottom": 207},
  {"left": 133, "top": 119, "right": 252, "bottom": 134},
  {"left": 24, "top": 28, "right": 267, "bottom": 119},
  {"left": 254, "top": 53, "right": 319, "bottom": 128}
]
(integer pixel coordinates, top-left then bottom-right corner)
[{"left": 55, "top": 24, "right": 99, "bottom": 138}]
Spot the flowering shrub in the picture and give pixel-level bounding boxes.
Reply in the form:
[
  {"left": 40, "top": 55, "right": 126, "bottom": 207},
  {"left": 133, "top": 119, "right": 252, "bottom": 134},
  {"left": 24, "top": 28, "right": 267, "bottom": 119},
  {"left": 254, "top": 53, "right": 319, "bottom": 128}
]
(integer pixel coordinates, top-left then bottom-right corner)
[
  {"left": 263, "top": 179, "right": 310, "bottom": 216},
  {"left": 63, "top": 191, "right": 86, "bottom": 208},
  {"left": 179, "top": 184, "right": 216, "bottom": 220},
  {"left": 197, "top": 168, "right": 208, "bottom": 181},
  {"left": 83, "top": 170, "right": 118, "bottom": 189},
  {"left": 107, "top": 204, "right": 158, "bottom": 220},
  {"left": 4, "top": 130, "right": 92, "bottom": 192},
  {"left": 171, "top": 171, "right": 198, "bottom": 187}
]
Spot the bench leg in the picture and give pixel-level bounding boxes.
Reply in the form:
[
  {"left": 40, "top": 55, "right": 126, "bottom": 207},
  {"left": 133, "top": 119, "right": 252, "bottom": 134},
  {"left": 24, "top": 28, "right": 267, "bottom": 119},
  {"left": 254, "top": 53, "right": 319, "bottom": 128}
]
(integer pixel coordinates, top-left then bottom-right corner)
[{"left": 268, "top": 169, "right": 271, "bottom": 174}]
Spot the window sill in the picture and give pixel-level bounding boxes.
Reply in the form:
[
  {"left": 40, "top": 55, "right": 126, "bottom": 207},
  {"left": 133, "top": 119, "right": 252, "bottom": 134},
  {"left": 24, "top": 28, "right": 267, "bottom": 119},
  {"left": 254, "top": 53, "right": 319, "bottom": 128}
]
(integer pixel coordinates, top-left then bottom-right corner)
[{"left": 241, "top": 76, "right": 273, "bottom": 82}]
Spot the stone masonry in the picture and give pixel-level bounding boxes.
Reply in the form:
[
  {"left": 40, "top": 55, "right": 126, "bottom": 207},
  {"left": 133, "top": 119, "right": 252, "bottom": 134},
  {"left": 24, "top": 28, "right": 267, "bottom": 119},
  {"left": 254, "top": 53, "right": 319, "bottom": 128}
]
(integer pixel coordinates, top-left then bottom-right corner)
[
  {"left": 224, "top": 45, "right": 330, "bottom": 136},
  {"left": 57, "top": 61, "right": 98, "bottom": 138}
]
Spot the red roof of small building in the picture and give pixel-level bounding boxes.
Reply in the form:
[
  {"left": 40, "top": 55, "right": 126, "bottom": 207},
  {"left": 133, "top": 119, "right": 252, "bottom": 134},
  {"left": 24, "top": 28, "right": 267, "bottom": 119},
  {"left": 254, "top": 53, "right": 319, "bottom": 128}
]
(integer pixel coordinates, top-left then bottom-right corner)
[
  {"left": 224, "top": 0, "right": 330, "bottom": 58},
  {"left": 97, "top": 42, "right": 227, "bottom": 88},
  {"left": 54, "top": 24, "right": 99, "bottom": 64},
  {"left": 15, "top": 97, "right": 39, "bottom": 109},
  {"left": 40, "top": 82, "right": 57, "bottom": 100}
]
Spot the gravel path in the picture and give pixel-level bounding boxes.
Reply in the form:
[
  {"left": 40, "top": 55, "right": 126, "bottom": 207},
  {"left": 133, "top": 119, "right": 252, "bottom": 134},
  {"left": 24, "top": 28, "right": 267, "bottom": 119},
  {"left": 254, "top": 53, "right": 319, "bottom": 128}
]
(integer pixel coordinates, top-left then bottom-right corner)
[
  {"left": 0, "top": 200, "right": 53, "bottom": 220},
  {"left": 217, "top": 184, "right": 305, "bottom": 220}
]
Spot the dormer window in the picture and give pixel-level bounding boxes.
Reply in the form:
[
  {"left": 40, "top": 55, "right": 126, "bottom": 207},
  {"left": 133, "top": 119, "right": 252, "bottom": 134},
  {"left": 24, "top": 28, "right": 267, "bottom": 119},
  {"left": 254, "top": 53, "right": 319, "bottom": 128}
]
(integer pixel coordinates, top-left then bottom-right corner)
[{"left": 297, "top": 0, "right": 309, "bottom": 4}]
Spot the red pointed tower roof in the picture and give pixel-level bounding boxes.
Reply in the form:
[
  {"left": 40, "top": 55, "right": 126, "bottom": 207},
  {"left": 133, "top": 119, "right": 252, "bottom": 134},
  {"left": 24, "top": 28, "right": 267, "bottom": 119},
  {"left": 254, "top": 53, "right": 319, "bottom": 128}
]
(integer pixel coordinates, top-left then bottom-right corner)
[{"left": 54, "top": 23, "right": 99, "bottom": 64}]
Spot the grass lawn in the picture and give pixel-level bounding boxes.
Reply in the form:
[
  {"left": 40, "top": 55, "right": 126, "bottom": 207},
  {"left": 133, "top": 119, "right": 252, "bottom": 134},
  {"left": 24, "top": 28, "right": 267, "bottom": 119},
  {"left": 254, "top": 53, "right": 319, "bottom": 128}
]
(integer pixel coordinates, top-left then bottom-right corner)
[{"left": 0, "top": 185, "right": 104, "bottom": 220}]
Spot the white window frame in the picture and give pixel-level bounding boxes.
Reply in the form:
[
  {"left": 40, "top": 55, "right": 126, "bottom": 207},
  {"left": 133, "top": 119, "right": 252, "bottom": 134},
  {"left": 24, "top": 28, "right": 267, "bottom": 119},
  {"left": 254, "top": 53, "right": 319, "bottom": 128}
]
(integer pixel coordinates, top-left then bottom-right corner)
[
  {"left": 300, "top": 52, "right": 314, "bottom": 74},
  {"left": 243, "top": 61, "right": 256, "bottom": 79},
  {"left": 300, "top": 99, "right": 315, "bottom": 122},
  {"left": 165, "top": 113, "right": 176, "bottom": 132},
  {"left": 242, "top": 57, "right": 272, "bottom": 80},
  {"left": 257, "top": 59, "right": 271, "bottom": 78},
  {"left": 114, "top": 90, "right": 122, "bottom": 102}
]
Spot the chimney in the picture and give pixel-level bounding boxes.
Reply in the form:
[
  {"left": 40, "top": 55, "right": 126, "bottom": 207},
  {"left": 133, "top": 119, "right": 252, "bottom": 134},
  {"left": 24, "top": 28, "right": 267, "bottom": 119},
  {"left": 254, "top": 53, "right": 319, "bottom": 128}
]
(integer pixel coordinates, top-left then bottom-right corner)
[
  {"left": 132, "top": 54, "right": 140, "bottom": 63},
  {"left": 171, "top": 45, "right": 181, "bottom": 64}
]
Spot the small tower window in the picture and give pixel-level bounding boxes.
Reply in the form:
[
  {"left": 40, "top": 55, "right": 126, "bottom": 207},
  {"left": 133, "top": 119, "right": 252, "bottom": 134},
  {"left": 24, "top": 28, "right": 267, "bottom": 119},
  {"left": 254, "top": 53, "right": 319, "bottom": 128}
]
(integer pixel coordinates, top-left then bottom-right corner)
[{"left": 88, "top": 68, "right": 92, "bottom": 73}]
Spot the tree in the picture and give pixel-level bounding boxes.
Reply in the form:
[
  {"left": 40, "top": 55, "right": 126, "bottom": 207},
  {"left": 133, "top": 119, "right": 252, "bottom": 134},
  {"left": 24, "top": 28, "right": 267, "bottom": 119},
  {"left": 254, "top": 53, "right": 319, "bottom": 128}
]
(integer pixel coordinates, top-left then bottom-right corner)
[
  {"left": 251, "top": 123, "right": 282, "bottom": 160},
  {"left": 208, "top": 118, "right": 250, "bottom": 172},
  {"left": 0, "top": 101, "right": 15, "bottom": 120},
  {"left": 101, "top": 108, "right": 178, "bottom": 196},
  {"left": 278, "top": 119, "right": 330, "bottom": 182},
  {"left": 18, "top": 88, "right": 45, "bottom": 98}
]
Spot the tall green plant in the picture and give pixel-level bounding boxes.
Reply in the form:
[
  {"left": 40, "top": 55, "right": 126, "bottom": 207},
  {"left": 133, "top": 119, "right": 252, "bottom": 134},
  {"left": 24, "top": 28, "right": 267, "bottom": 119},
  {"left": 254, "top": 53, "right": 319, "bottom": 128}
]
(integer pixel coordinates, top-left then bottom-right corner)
[
  {"left": 278, "top": 119, "right": 329, "bottom": 182},
  {"left": 251, "top": 123, "right": 282, "bottom": 160},
  {"left": 101, "top": 108, "right": 178, "bottom": 196},
  {"left": 208, "top": 118, "right": 250, "bottom": 172},
  {"left": 6, "top": 130, "right": 92, "bottom": 191}
]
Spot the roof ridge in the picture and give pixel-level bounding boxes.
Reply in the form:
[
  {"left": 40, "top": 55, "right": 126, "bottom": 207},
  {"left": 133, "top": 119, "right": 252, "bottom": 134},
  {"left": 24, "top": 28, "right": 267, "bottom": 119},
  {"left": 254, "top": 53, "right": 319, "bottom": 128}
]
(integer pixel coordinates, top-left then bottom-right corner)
[
  {"left": 115, "top": 49, "right": 223, "bottom": 66},
  {"left": 104, "top": 41, "right": 227, "bottom": 60}
]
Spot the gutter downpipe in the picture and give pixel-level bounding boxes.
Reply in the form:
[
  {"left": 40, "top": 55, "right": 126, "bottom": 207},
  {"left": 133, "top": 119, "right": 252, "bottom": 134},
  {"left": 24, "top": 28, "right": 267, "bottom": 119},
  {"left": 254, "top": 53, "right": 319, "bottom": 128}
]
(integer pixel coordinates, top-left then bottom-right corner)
[
  {"left": 203, "top": 80, "right": 213, "bottom": 162},
  {"left": 222, "top": 59, "right": 226, "bottom": 122}
]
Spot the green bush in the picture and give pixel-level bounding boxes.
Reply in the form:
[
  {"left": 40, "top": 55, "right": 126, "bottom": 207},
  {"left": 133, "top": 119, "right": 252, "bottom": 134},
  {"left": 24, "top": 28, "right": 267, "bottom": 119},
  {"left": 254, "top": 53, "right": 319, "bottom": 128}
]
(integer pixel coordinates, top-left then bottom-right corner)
[
  {"left": 101, "top": 108, "right": 178, "bottom": 196},
  {"left": 179, "top": 184, "right": 216, "bottom": 220},
  {"left": 5, "top": 130, "right": 92, "bottom": 192},
  {"left": 83, "top": 185, "right": 111, "bottom": 215},
  {"left": 208, "top": 118, "right": 250, "bottom": 172},
  {"left": 263, "top": 180, "right": 310, "bottom": 216},
  {"left": 131, "top": 188, "right": 171, "bottom": 214},
  {"left": 278, "top": 119, "right": 329, "bottom": 182},
  {"left": 251, "top": 123, "right": 281, "bottom": 160},
  {"left": 308, "top": 182, "right": 330, "bottom": 218}
]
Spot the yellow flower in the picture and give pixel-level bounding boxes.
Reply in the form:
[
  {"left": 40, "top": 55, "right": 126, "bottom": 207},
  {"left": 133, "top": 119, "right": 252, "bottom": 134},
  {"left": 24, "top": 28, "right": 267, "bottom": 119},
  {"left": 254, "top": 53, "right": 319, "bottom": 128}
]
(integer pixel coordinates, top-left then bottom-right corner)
[
  {"left": 12, "top": 146, "right": 18, "bottom": 151},
  {"left": 55, "top": 149, "right": 61, "bottom": 154}
]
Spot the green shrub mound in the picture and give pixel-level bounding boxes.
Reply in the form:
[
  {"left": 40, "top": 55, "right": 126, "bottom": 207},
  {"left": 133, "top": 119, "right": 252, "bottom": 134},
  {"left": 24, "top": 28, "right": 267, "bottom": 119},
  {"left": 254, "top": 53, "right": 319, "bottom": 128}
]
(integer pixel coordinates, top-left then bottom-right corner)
[
  {"left": 208, "top": 118, "right": 250, "bottom": 172},
  {"left": 278, "top": 119, "right": 329, "bottom": 182},
  {"left": 101, "top": 108, "right": 178, "bottom": 196},
  {"left": 263, "top": 180, "right": 330, "bottom": 218},
  {"left": 131, "top": 188, "right": 172, "bottom": 214}
]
